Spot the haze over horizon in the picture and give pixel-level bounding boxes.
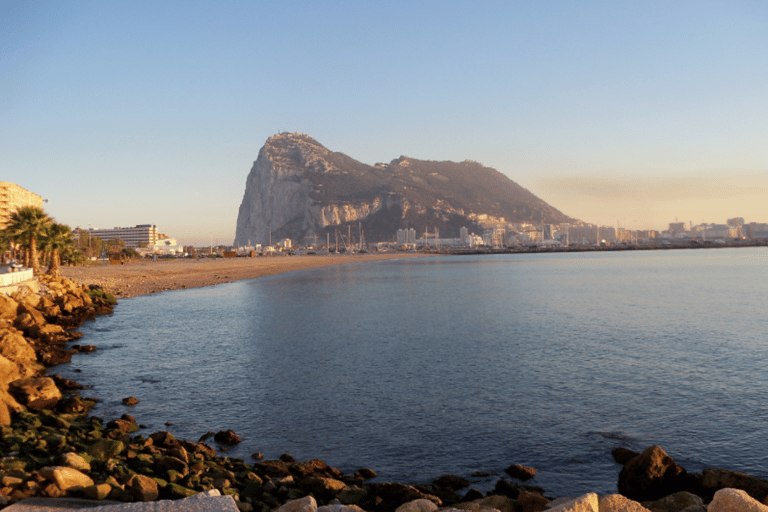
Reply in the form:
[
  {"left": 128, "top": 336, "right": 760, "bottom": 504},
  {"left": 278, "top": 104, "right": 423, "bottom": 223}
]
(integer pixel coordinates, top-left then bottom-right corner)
[{"left": 2, "top": 1, "right": 767, "bottom": 243}]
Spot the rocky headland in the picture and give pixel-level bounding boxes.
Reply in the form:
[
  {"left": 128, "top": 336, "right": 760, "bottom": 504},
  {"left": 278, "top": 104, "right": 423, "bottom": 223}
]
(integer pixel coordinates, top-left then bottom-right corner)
[{"left": 2, "top": 274, "right": 768, "bottom": 511}]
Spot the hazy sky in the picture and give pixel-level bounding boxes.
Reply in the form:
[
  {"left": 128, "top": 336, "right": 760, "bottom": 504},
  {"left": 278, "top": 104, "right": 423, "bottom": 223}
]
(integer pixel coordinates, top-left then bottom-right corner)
[{"left": 3, "top": 1, "right": 766, "bottom": 242}]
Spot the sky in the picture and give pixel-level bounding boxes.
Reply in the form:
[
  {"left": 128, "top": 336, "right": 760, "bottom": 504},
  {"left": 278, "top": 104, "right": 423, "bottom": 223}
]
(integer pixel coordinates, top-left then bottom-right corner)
[{"left": 2, "top": 1, "right": 767, "bottom": 243}]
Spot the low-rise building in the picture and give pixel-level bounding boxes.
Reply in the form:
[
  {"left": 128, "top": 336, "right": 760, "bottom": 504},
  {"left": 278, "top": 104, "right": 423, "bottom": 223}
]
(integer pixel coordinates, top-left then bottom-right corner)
[{"left": 86, "top": 225, "right": 159, "bottom": 248}]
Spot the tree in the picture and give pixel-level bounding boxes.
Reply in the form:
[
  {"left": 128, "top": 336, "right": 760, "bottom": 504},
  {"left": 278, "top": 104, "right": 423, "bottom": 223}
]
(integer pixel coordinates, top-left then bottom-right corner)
[
  {"left": 5, "top": 206, "right": 53, "bottom": 274},
  {"left": 42, "top": 223, "right": 74, "bottom": 277}
]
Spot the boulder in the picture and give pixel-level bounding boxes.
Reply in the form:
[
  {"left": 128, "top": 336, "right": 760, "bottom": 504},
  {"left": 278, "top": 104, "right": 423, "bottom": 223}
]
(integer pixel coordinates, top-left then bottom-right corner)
[
  {"left": 9, "top": 377, "right": 62, "bottom": 410},
  {"left": 370, "top": 483, "right": 442, "bottom": 512},
  {"left": 127, "top": 474, "right": 159, "bottom": 502},
  {"left": 0, "top": 330, "right": 38, "bottom": 366},
  {"left": 214, "top": 429, "right": 242, "bottom": 445},
  {"left": 122, "top": 396, "right": 139, "bottom": 405},
  {"left": 457, "top": 495, "right": 517, "bottom": 512},
  {"left": 38, "top": 466, "right": 94, "bottom": 491},
  {"left": 612, "top": 447, "right": 641, "bottom": 465},
  {"left": 504, "top": 464, "right": 537, "bottom": 481},
  {"left": 394, "top": 499, "right": 438, "bottom": 512},
  {"left": 317, "top": 505, "right": 366, "bottom": 512},
  {"left": 433, "top": 475, "right": 471, "bottom": 491},
  {"left": 545, "top": 493, "right": 598, "bottom": 512},
  {"left": 517, "top": 489, "right": 548, "bottom": 511},
  {"left": 597, "top": 494, "right": 649, "bottom": 512},
  {"left": 702, "top": 469, "right": 768, "bottom": 502},
  {"left": 84, "top": 483, "right": 113, "bottom": 501},
  {"left": 277, "top": 496, "right": 318, "bottom": 512},
  {"left": 0, "top": 295, "right": 19, "bottom": 320},
  {"left": 87, "top": 438, "right": 125, "bottom": 460},
  {"left": 300, "top": 476, "right": 347, "bottom": 499},
  {"left": 617, "top": 445, "right": 688, "bottom": 502},
  {"left": 643, "top": 491, "right": 705, "bottom": 512},
  {"left": 708, "top": 488, "right": 768, "bottom": 512},
  {"left": 59, "top": 452, "right": 91, "bottom": 471}
]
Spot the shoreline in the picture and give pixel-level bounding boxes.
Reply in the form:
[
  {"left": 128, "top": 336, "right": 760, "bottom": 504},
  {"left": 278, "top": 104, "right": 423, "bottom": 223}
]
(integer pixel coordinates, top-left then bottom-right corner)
[{"left": 60, "top": 253, "right": 424, "bottom": 299}]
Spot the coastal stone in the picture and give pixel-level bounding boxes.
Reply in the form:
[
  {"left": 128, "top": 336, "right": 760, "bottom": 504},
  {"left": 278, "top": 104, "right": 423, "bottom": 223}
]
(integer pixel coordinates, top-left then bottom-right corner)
[
  {"left": 617, "top": 445, "right": 687, "bottom": 502},
  {"left": 107, "top": 418, "right": 139, "bottom": 433},
  {"left": 454, "top": 496, "right": 512, "bottom": 512},
  {"left": 545, "top": 492, "right": 598, "bottom": 512},
  {"left": 643, "top": 491, "right": 704, "bottom": 512},
  {"left": 433, "top": 475, "right": 471, "bottom": 491},
  {"left": 337, "top": 485, "right": 368, "bottom": 506},
  {"left": 88, "top": 438, "right": 125, "bottom": 460},
  {"left": 214, "top": 429, "right": 242, "bottom": 445},
  {"left": 156, "top": 456, "right": 189, "bottom": 475},
  {"left": 150, "top": 431, "right": 180, "bottom": 448},
  {"left": 127, "top": 474, "right": 159, "bottom": 501},
  {"left": 517, "top": 489, "right": 548, "bottom": 511},
  {"left": 84, "top": 482, "right": 113, "bottom": 500},
  {"left": 0, "top": 295, "right": 19, "bottom": 320},
  {"left": 597, "top": 494, "right": 650, "bottom": 512},
  {"left": 394, "top": 498, "right": 438, "bottom": 512},
  {"left": 9, "top": 377, "right": 62, "bottom": 410},
  {"left": 371, "top": 483, "right": 442, "bottom": 510},
  {"left": 612, "top": 447, "right": 641, "bottom": 465},
  {"left": 702, "top": 469, "right": 768, "bottom": 502},
  {"left": 122, "top": 396, "right": 139, "bottom": 405},
  {"left": 300, "top": 476, "right": 347, "bottom": 499},
  {"left": 38, "top": 466, "right": 94, "bottom": 491},
  {"left": 708, "top": 488, "right": 768, "bottom": 511},
  {"left": 164, "top": 482, "right": 198, "bottom": 499},
  {"left": 59, "top": 452, "right": 91, "bottom": 471},
  {"left": 493, "top": 479, "right": 519, "bottom": 498},
  {"left": 276, "top": 495, "right": 318, "bottom": 512},
  {"left": 317, "top": 505, "right": 366, "bottom": 512},
  {"left": 0, "top": 330, "right": 37, "bottom": 366},
  {"left": 504, "top": 464, "right": 537, "bottom": 482},
  {"left": 355, "top": 468, "right": 377, "bottom": 480}
]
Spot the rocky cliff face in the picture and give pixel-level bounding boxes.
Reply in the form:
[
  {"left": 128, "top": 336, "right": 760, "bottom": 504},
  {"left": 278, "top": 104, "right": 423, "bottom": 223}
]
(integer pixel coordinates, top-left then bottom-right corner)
[{"left": 235, "top": 133, "right": 574, "bottom": 246}]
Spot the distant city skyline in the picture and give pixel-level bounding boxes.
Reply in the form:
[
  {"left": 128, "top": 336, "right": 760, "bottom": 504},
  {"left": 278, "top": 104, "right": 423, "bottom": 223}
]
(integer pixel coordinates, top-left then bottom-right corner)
[{"left": 2, "top": 1, "right": 766, "bottom": 240}]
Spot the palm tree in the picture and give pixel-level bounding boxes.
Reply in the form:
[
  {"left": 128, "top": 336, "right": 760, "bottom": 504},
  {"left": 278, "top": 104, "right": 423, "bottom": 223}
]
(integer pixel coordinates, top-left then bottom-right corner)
[
  {"left": 5, "top": 206, "right": 53, "bottom": 274},
  {"left": 42, "top": 223, "right": 74, "bottom": 277}
]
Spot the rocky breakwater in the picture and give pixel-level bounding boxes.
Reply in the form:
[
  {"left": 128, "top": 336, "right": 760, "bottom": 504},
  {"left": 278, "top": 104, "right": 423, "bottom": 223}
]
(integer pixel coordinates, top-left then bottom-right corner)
[{"left": 0, "top": 274, "right": 115, "bottom": 425}]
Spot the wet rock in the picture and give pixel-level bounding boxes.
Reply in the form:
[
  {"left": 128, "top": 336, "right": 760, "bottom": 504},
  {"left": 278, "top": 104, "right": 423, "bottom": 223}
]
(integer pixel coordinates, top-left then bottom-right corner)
[
  {"left": 150, "top": 431, "right": 181, "bottom": 448},
  {"left": 617, "top": 445, "right": 688, "bottom": 502},
  {"left": 612, "top": 447, "right": 640, "bottom": 466},
  {"left": 122, "top": 396, "right": 139, "bottom": 405},
  {"left": 463, "top": 494, "right": 518, "bottom": 512},
  {"left": 317, "top": 505, "right": 366, "bottom": 512},
  {"left": 504, "top": 464, "right": 537, "bottom": 482},
  {"left": 355, "top": 468, "right": 377, "bottom": 480},
  {"left": 71, "top": 344, "right": 97, "bottom": 353},
  {"left": 57, "top": 396, "right": 89, "bottom": 414},
  {"left": 281, "top": 453, "right": 296, "bottom": 462},
  {"left": 708, "top": 488, "right": 768, "bottom": 511},
  {"left": 106, "top": 418, "right": 139, "bottom": 433},
  {"left": 215, "top": 429, "right": 243, "bottom": 445},
  {"left": 155, "top": 455, "right": 189, "bottom": 475},
  {"left": 433, "top": 475, "right": 471, "bottom": 491},
  {"left": 462, "top": 489, "right": 485, "bottom": 501},
  {"left": 252, "top": 452, "right": 264, "bottom": 460},
  {"left": 9, "top": 377, "right": 62, "bottom": 410},
  {"left": 493, "top": 479, "right": 520, "bottom": 499},
  {"left": 50, "top": 374, "right": 85, "bottom": 390},
  {"left": 702, "top": 469, "right": 768, "bottom": 502}
]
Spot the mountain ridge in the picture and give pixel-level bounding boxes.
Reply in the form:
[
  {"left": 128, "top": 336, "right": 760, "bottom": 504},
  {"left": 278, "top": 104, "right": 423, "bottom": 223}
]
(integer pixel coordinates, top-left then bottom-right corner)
[{"left": 234, "top": 133, "right": 576, "bottom": 246}]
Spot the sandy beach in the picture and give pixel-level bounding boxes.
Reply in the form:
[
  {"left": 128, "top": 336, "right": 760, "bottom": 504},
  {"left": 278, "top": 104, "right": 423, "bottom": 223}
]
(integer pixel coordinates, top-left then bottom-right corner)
[{"left": 60, "top": 253, "right": 422, "bottom": 299}]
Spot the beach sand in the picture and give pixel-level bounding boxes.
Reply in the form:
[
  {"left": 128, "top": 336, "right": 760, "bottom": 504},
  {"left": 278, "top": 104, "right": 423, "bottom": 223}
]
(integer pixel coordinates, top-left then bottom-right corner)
[{"left": 60, "top": 253, "right": 421, "bottom": 299}]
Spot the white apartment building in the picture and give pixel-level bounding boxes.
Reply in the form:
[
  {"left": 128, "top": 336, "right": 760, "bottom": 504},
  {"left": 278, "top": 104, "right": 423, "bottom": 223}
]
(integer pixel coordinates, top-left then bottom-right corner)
[{"left": 87, "top": 224, "right": 159, "bottom": 248}]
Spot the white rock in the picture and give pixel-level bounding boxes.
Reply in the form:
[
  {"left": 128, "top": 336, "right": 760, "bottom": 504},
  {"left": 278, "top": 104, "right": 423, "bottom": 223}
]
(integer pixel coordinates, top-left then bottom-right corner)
[
  {"left": 276, "top": 495, "right": 318, "bottom": 512},
  {"left": 544, "top": 492, "right": 598, "bottom": 512},
  {"left": 597, "top": 494, "right": 650, "bottom": 512},
  {"left": 708, "top": 488, "right": 768, "bottom": 512},
  {"left": 38, "top": 466, "right": 94, "bottom": 490},
  {"left": 59, "top": 452, "right": 91, "bottom": 471},
  {"left": 394, "top": 499, "right": 438, "bottom": 512}
]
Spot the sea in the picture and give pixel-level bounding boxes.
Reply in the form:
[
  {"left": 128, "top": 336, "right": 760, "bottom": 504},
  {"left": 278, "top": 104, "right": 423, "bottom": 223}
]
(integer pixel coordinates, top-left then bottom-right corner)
[{"left": 58, "top": 247, "right": 768, "bottom": 498}]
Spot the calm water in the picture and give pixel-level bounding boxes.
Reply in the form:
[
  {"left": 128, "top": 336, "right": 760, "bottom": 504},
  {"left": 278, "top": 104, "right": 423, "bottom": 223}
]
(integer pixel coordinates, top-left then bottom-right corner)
[{"left": 59, "top": 248, "right": 768, "bottom": 497}]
